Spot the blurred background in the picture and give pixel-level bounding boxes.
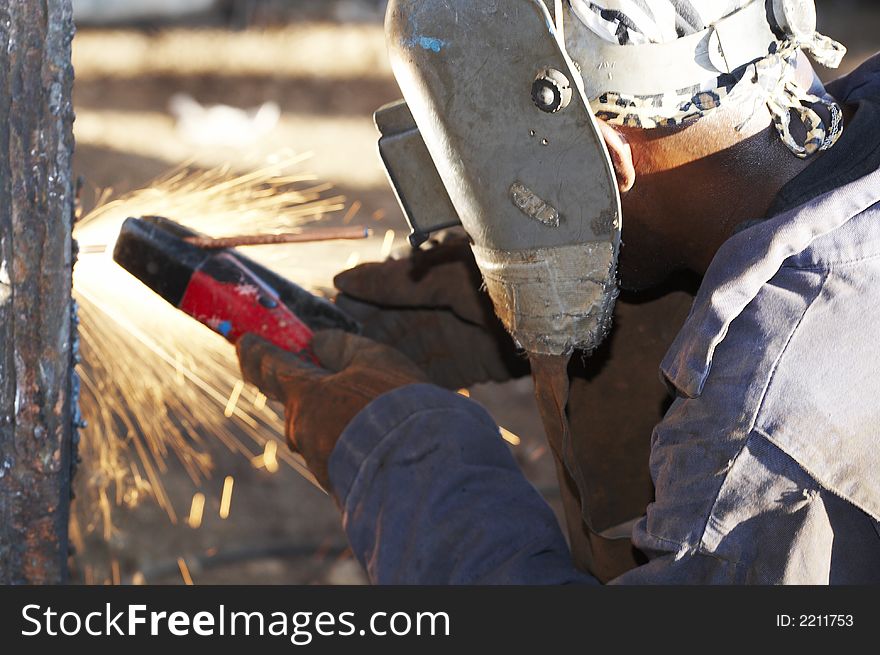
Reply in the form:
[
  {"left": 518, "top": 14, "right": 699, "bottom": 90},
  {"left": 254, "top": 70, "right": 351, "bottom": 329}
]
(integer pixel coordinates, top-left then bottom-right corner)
[{"left": 68, "top": 0, "right": 879, "bottom": 585}]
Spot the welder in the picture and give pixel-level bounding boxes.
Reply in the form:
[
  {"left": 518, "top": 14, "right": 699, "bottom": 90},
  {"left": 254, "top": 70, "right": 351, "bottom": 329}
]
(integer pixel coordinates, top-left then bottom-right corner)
[{"left": 239, "top": 0, "right": 880, "bottom": 584}]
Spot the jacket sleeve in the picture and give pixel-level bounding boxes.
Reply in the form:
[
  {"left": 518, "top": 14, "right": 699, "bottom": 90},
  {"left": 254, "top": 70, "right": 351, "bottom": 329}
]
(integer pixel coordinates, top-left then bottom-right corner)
[
  {"left": 329, "top": 383, "right": 870, "bottom": 585},
  {"left": 328, "top": 384, "right": 598, "bottom": 585}
]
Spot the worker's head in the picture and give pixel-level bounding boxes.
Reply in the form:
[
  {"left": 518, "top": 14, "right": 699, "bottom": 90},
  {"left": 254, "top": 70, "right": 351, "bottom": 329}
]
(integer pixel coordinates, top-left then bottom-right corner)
[
  {"left": 568, "top": 0, "right": 846, "bottom": 288},
  {"left": 382, "top": 0, "right": 847, "bottom": 356}
]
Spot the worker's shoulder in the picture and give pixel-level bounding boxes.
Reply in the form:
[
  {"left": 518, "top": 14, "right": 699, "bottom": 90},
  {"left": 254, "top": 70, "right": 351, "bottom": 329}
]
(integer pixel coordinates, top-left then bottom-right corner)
[
  {"left": 645, "top": 165, "right": 880, "bottom": 552},
  {"left": 748, "top": 236, "right": 880, "bottom": 521},
  {"left": 646, "top": 248, "right": 880, "bottom": 549},
  {"left": 755, "top": 199, "right": 880, "bottom": 436},
  {"left": 712, "top": 198, "right": 880, "bottom": 432},
  {"left": 679, "top": 238, "right": 878, "bottom": 460},
  {"left": 689, "top": 218, "right": 880, "bottom": 525}
]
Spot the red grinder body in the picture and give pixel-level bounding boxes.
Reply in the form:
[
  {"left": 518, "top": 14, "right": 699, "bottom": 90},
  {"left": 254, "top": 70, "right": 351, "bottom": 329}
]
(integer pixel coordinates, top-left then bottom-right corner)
[
  {"left": 112, "top": 216, "right": 359, "bottom": 362},
  {"left": 180, "top": 253, "right": 317, "bottom": 361}
]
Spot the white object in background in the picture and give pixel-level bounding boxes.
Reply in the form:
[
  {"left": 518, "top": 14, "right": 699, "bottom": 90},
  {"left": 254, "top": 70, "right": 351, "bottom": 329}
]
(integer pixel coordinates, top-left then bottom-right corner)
[
  {"left": 169, "top": 94, "right": 281, "bottom": 148},
  {"left": 73, "top": 0, "right": 219, "bottom": 24},
  {"left": 333, "top": 1, "right": 386, "bottom": 23}
]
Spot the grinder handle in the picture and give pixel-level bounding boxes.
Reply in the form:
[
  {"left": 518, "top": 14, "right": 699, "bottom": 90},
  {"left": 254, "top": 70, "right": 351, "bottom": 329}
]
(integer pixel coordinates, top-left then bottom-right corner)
[{"left": 181, "top": 253, "right": 318, "bottom": 363}]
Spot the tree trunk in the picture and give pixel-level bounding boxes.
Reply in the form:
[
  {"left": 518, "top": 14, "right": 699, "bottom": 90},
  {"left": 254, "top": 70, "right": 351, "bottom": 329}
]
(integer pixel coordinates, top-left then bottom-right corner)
[{"left": 0, "top": 0, "right": 77, "bottom": 584}]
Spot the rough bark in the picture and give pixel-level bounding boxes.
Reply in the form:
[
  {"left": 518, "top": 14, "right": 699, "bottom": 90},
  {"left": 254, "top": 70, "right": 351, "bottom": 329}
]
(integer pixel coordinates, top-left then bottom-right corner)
[{"left": 0, "top": 0, "right": 77, "bottom": 584}]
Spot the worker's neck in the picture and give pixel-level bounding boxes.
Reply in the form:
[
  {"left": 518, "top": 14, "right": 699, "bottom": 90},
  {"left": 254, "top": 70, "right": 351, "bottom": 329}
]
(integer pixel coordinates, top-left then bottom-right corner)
[
  {"left": 679, "top": 60, "right": 855, "bottom": 277},
  {"left": 678, "top": 125, "right": 821, "bottom": 276}
]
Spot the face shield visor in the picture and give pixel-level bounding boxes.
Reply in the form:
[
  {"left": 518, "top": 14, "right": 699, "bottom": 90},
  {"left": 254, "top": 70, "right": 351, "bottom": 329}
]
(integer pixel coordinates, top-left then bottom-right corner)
[{"left": 379, "top": 2, "right": 621, "bottom": 357}]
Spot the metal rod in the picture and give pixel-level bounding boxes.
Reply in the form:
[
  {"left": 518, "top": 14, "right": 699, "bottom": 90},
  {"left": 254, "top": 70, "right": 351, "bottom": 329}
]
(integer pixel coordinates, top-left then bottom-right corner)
[
  {"left": 0, "top": 0, "right": 77, "bottom": 584},
  {"left": 183, "top": 225, "right": 372, "bottom": 250}
]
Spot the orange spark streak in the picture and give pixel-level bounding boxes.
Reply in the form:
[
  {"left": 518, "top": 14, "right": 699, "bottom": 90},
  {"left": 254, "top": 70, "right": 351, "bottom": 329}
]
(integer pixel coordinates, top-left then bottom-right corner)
[
  {"left": 187, "top": 493, "right": 206, "bottom": 529},
  {"left": 178, "top": 558, "right": 194, "bottom": 586},
  {"left": 219, "top": 476, "right": 234, "bottom": 519}
]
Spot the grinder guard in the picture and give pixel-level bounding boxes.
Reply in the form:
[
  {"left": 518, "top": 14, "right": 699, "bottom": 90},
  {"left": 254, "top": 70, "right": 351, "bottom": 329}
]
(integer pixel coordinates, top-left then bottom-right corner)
[{"left": 382, "top": 0, "right": 622, "bottom": 357}]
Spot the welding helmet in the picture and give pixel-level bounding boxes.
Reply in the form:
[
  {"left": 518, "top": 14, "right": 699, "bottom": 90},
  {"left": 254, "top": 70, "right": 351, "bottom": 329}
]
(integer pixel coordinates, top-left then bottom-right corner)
[{"left": 376, "top": 0, "right": 842, "bottom": 357}]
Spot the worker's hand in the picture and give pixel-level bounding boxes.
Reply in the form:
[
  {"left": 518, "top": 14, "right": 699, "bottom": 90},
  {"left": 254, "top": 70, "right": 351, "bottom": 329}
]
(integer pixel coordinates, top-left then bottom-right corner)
[
  {"left": 237, "top": 329, "right": 428, "bottom": 491},
  {"left": 334, "top": 233, "right": 529, "bottom": 390}
]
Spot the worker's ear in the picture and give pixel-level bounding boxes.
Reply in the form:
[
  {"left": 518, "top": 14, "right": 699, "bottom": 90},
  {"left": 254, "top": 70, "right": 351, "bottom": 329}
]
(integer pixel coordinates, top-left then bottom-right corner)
[{"left": 597, "top": 120, "right": 636, "bottom": 193}]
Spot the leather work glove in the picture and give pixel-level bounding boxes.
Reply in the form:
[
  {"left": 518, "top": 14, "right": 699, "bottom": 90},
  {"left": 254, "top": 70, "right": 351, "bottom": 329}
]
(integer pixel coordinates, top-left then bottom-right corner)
[
  {"left": 237, "top": 329, "right": 429, "bottom": 491},
  {"left": 333, "top": 234, "right": 529, "bottom": 390}
]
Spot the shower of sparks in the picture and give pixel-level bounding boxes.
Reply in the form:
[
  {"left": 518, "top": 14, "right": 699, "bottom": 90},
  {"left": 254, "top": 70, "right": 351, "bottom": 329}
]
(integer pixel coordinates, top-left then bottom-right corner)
[
  {"left": 178, "top": 558, "right": 195, "bottom": 586},
  {"left": 73, "top": 154, "right": 333, "bottom": 541},
  {"left": 220, "top": 476, "right": 235, "bottom": 520}
]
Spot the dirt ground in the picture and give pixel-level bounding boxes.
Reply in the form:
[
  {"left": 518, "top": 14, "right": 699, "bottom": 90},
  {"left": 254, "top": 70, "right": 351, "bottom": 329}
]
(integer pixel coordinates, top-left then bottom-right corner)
[{"left": 68, "top": 2, "right": 879, "bottom": 585}]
